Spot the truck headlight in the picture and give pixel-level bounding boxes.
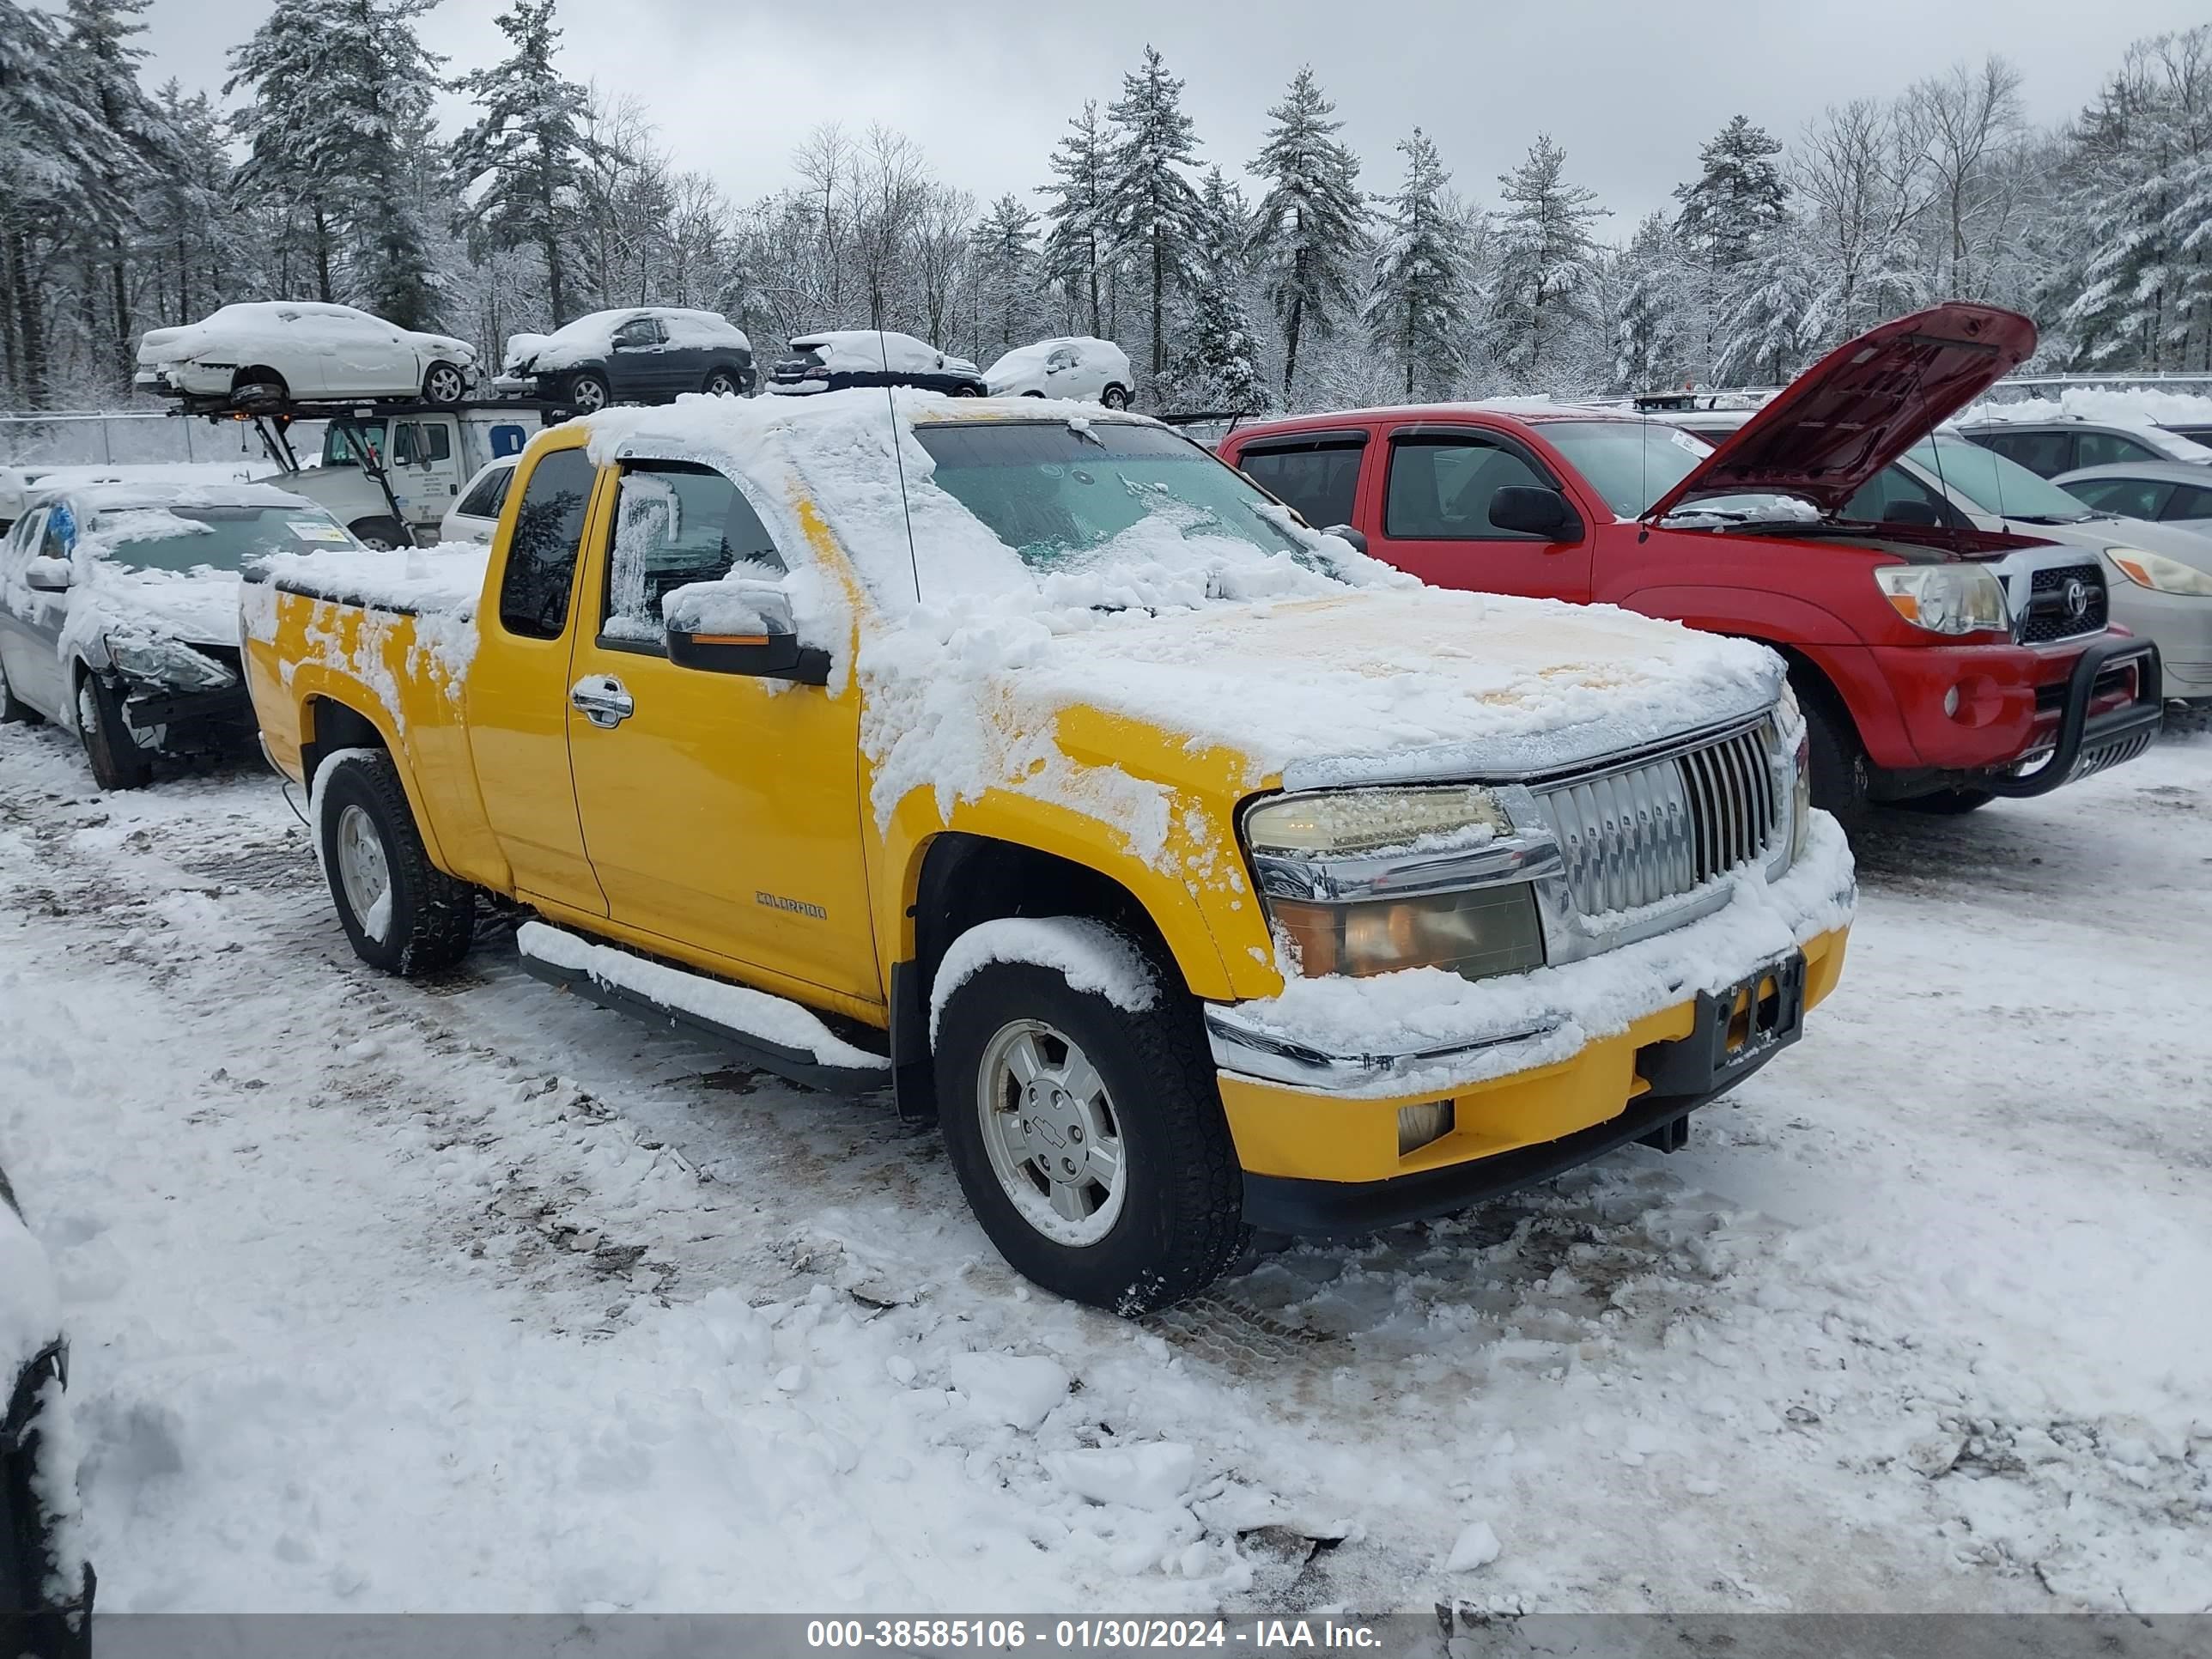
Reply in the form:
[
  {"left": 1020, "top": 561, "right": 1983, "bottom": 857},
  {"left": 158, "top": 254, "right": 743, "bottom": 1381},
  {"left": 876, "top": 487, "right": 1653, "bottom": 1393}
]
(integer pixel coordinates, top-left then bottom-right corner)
[
  {"left": 2107, "top": 548, "right": 2212, "bottom": 597},
  {"left": 1246, "top": 787, "right": 1545, "bottom": 981},
  {"left": 108, "top": 635, "right": 236, "bottom": 691},
  {"left": 1245, "top": 786, "right": 1510, "bottom": 857},
  {"left": 1874, "top": 564, "right": 2009, "bottom": 635}
]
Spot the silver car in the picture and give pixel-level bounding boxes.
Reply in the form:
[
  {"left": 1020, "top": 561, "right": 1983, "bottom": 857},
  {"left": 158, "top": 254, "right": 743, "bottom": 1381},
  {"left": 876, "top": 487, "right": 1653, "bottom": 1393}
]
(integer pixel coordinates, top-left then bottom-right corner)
[
  {"left": 2053, "top": 459, "right": 2212, "bottom": 535},
  {"left": 1667, "top": 412, "right": 2212, "bottom": 708}
]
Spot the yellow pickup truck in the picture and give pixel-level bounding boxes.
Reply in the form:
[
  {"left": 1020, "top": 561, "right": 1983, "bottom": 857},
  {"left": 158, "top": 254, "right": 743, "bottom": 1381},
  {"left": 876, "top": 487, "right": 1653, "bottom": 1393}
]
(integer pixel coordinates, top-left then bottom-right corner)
[{"left": 242, "top": 393, "right": 1855, "bottom": 1312}]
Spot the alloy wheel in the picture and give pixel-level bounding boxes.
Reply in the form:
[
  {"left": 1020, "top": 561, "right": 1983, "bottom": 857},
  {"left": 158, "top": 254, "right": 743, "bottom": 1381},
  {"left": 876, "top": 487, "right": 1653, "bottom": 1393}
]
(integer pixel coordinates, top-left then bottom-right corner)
[{"left": 975, "top": 1018, "right": 1127, "bottom": 1247}]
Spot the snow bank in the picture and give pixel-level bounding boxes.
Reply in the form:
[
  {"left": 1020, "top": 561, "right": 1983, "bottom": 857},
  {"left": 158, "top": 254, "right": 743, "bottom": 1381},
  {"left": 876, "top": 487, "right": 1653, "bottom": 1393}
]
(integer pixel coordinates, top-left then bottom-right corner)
[
  {"left": 929, "top": 917, "right": 1159, "bottom": 1044},
  {"left": 1052, "top": 1442, "right": 1197, "bottom": 1513},
  {"left": 1223, "top": 812, "right": 1856, "bottom": 1099},
  {"left": 948, "top": 1352, "right": 1070, "bottom": 1431},
  {"left": 0, "top": 1190, "right": 62, "bottom": 1370},
  {"left": 520, "top": 308, "right": 750, "bottom": 374},
  {"left": 516, "top": 922, "right": 889, "bottom": 1073}
]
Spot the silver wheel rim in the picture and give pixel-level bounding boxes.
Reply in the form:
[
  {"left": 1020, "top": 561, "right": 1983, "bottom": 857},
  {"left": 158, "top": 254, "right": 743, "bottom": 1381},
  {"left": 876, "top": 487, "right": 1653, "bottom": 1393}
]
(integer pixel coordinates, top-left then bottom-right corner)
[
  {"left": 706, "top": 374, "right": 736, "bottom": 396},
  {"left": 335, "top": 803, "right": 392, "bottom": 943},
  {"left": 428, "top": 366, "right": 463, "bottom": 401},
  {"left": 1103, "top": 386, "right": 1127, "bottom": 409},
  {"left": 976, "top": 1018, "right": 1126, "bottom": 1248},
  {"left": 573, "top": 378, "right": 606, "bottom": 412}
]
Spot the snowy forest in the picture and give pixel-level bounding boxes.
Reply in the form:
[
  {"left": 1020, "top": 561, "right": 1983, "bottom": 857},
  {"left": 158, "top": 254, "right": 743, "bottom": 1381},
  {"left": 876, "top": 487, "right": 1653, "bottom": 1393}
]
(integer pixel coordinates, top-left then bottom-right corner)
[{"left": 3, "top": 0, "right": 2211, "bottom": 413}]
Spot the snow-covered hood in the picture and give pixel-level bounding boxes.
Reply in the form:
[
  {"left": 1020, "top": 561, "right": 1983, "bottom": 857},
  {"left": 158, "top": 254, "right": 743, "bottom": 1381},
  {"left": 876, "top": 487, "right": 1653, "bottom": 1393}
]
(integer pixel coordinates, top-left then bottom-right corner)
[
  {"left": 1652, "top": 302, "right": 2039, "bottom": 518},
  {"left": 60, "top": 568, "right": 243, "bottom": 657},
  {"left": 1006, "top": 587, "right": 1781, "bottom": 787}
]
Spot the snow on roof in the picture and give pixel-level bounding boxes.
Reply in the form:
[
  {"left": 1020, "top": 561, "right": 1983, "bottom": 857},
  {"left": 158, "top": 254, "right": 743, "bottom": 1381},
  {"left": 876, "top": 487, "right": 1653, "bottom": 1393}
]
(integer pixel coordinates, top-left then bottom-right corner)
[
  {"left": 519, "top": 308, "right": 751, "bottom": 373},
  {"left": 137, "top": 301, "right": 471, "bottom": 365},
  {"left": 41, "top": 478, "right": 316, "bottom": 514}
]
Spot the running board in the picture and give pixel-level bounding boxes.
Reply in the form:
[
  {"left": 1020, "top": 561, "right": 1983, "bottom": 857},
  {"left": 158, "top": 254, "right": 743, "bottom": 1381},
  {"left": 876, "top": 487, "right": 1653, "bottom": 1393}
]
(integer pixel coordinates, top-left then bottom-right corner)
[{"left": 514, "top": 921, "right": 891, "bottom": 1093}]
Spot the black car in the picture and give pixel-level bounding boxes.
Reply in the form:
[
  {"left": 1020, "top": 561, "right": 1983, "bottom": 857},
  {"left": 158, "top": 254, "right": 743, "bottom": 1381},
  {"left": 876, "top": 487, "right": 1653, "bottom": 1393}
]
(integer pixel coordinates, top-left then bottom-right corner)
[
  {"left": 1, "top": 1162, "right": 93, "bottom": 1659},
  {"left": 501, "top": 307, "right": 757, "bottom": 414},
  {"left": 768, "top": 330, "right": 987, "bottom": 397}
]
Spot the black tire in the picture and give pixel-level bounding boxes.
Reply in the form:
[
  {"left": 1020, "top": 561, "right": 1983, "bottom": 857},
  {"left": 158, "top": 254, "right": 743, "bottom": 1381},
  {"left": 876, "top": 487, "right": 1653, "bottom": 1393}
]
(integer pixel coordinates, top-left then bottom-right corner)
[
  {"left": 1891, "top": 787, "right": 1996, "bottom": 816},
  {"left": 314, "top": 750, "right": 476, "bottom": 977},
  {"left": 1020, "top": 390, "right": 1046, "bottom": 398},
  {"left": 952, "top": 382, "right": 982, "bottom": 397},
  {"left": 231, "top": 370, "right": 287, "bottom": 411},
  {"left": 76, "top": 672, "right": 151, "bottom": 791},
  {"left": 568, "top": 372, "right": 611, "bottom": 414},
  {"left": 1797, "top": 681, "right": 1869, "bottom": 836},
  {"left": 933, "top": 932, "right": 1245, "bottom": 1314},
  {"left": 702, "top": 368, "right": 742, "bottom": 397},
  {"left": 348, "top": 516, "right": 408, "bottom": 551},
  {"left": 422, "top": 362, "right": 467, "bottom": 404},
  {"left": 1101, "top": 384, "right": 1130, "bottom": 410},
  {"left": 0, "top": 654, "right": 39, "bottom": 724}
]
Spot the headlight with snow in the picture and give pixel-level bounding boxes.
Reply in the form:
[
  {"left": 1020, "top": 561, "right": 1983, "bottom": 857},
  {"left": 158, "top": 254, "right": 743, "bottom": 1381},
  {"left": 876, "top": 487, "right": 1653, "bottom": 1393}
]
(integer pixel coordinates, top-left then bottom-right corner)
[
  {"left": 108, "top": 635, "right": 237, "bottom": 691},
  {"left": 1244, "top": 787, "right": 1546, "bottom": 981},
  {"left": 1873, "top": 564, "right": 2009, "bottom": 636},
  {"left": 2106, "top": 548, "right": 2212, "bottom": 598}
]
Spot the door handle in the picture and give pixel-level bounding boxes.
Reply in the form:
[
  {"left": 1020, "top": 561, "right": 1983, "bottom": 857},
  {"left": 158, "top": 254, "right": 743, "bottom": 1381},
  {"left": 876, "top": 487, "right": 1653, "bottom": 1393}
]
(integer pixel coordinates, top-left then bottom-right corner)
[{"left": 569, "top": 674, "right": 635, "bottom": 729}]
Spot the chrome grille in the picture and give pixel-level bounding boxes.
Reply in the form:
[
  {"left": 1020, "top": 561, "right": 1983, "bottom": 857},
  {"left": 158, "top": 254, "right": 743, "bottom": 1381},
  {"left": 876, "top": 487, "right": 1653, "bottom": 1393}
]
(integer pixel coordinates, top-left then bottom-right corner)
[
  {"left": 1538, "top": 722, "right": 1781, "bottom": 918},
  {"left": 2016, "top": 562, "right": 2106, "bottom": 645}
]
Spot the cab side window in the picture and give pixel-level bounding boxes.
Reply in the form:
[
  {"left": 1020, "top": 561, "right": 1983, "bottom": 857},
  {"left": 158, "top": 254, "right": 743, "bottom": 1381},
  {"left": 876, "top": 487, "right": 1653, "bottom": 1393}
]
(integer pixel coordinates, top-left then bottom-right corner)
[
  {"left": 1385, "top": 434, "right": 1551, "bottom": 539},
  {"left": 612, "top": 317, "right": 663, "bottom": 349},
  {"left": 1240, "top": 440, "right": 1365, "bottom": 530},
  {"left": 497, "top": 448, "right": 597, "bottom": 640},
  {"left": 457, "top": 464, "right": 515, "bottom": 520},
  {"left": 2165, "top": 483, "right": 2212, "bottom": 522},
  {"left": 600, "top": 460, "right": 787, "bottom": 649}
]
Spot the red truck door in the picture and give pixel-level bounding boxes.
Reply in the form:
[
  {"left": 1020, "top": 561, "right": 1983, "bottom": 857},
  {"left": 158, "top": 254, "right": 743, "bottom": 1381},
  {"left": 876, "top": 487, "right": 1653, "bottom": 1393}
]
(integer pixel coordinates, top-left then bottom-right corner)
[{"left": 1362, "top": 421, "right": 1594, "bottom": 602}]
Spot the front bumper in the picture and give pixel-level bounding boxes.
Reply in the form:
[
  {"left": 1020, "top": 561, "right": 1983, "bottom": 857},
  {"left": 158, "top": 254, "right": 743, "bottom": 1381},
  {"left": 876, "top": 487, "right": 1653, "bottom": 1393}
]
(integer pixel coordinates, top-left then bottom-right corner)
[
  {"left": 1206, "top": 810, "right": 1855, "bottom": 1231},
  {"left": 2106, "top": 582, "right": 2212, "bottom": 703},
  {"left": 118, "top": 678, "right": 252, "bottom": 747},
  {"left": 1222, "top": 925, "right": 1848, "bottom": 1231}
]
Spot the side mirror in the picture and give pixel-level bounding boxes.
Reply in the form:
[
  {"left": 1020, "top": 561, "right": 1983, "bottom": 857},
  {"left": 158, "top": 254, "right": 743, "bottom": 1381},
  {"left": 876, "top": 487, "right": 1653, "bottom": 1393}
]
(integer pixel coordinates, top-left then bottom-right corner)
[
  {"left": 1489, "top": 485, "right": 1580, "bottom": 540},
  {"left": 664, "top": 579, "right": 827, "bottom": 684},
  {"left": 1322, "top": 523, "right": 1369, "bottom": 555},
  {"left": 25, "top": 556, "right": 71, "bottom": 592}
]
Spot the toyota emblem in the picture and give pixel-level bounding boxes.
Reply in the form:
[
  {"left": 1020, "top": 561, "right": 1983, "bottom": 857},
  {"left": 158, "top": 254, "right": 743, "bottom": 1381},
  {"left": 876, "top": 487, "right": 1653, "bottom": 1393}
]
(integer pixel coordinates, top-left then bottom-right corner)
[{"left": 2063, "top": 577, "right": 2089, "bottom": 621}]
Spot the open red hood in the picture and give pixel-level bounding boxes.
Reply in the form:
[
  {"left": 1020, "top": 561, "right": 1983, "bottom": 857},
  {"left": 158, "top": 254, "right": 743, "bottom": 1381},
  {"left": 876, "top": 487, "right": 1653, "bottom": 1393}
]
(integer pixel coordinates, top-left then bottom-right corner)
[{"left": 1645, "top": 303, "right": 2037, "bottom": 520}]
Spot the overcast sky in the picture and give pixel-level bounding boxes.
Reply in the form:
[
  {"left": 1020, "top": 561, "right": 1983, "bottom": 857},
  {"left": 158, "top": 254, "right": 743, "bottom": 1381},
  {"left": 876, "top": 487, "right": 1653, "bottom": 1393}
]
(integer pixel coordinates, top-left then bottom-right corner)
[{"left": 125, "top": 0, "right": 2212, "bottom": 232}]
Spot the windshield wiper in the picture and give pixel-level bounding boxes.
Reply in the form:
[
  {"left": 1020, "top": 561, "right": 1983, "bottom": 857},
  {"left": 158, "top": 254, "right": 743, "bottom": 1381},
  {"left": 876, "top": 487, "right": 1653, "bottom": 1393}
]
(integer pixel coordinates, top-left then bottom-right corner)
[{"left": 2008, "top": 513, "right": 2094, "bottom": 526}]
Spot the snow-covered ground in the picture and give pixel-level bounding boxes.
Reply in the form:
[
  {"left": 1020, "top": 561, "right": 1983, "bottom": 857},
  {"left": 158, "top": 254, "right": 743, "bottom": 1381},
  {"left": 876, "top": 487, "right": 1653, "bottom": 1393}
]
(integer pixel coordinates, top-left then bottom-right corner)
[{"left": 0, "top": 720, "right": 2207, "bottom": 1615}]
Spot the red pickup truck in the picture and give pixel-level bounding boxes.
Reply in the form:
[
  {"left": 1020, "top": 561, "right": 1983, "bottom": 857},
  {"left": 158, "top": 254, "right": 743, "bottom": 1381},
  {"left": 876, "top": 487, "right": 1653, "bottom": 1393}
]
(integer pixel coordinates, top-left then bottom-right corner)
[{"left": 1221, "top": 305, "right": 2163, "bottom": 823}]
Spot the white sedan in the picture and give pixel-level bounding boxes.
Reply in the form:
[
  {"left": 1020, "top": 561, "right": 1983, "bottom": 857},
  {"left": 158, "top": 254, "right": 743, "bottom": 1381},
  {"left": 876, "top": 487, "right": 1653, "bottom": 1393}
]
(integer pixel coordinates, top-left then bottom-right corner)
[
  {"left": 136, "top": 302, "right": 478, "bottom": 411},
  {"left": 439, "top": 457, "right": 518, "bottom": 544},
  {"left": 984, "top": 337, "right": 1133, "bottom": 408}
]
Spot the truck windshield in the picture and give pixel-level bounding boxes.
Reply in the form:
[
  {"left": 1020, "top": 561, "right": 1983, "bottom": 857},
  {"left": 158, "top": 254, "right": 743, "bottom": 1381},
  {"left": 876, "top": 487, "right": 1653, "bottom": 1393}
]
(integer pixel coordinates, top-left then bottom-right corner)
[
  {"left": 1905, "top": 435, "right": 2095, "bottom": 524},
  {"left": 94, "top": 505, "right": 357, "bottom": 573},
  {"left": 1539, "top": 420, "right": 1714, "bottom": 517},
  {"left": 322, "top": 424, "right": 385, "bottom": 467},
  {"left": 914, "top": 422, "right": 1311, "bottom": 572}
]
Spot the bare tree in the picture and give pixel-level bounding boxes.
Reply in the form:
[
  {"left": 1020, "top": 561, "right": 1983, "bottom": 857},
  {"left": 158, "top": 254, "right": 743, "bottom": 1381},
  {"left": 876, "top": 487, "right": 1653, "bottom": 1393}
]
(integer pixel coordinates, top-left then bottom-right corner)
[
  {"left": 1795, "top": 97, "right": 1937, "bottom": 339},
  {"left": 1910, "top": 56, "right": 2027, "bottom": 299}
]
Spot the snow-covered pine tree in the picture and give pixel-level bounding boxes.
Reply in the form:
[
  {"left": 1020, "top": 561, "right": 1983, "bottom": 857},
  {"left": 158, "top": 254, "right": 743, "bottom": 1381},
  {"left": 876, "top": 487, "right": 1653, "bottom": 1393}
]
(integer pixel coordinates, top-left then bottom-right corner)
[
  {"left": 1670, "top": 114, "right": 1787, "bottom": 383},
  {"left": 1040, "top": 101, "right": 1112, "bottom": 337},
  {"left": 143, "top": 81, "right": 241, "bottom": 329},
  {"left": 452, "top": 0, "right": 595, "bottom": 328},
  {"left": 1249, "top": 65, "right": 1366, "bottom": 404},
  {"left": 1164, "top": 167, "right": 1267, "bottom": 414},
  {"left": 1717, "top": 222, "right": 1816, "bottom": 386},
  {"left": 0, "top": 0, "right": 139, "bottom": 404},
  {"left": 229, "top": 0, "right": 448, "bottom": 330},
  {"left": 971, "top": 193, "right": 1041, "bottom": 358},
  {"left": 1104, "top": 46, "right": 1205, "bottom": 382},
  {"left": 62, "top": 0, "right": 174, "bottom": 388},
  {"left": 1365, "top": 127, "right": 1472, "bottom": 400},
  {"left": 1612, "top": 212, "right": 1690, "bottom": 392},
  {"left": 1491, "top": 134, "right": 1608, "bottom": 386}
]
